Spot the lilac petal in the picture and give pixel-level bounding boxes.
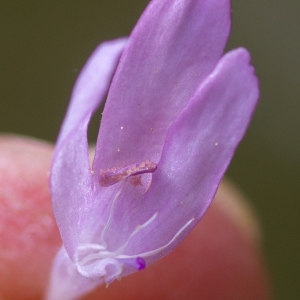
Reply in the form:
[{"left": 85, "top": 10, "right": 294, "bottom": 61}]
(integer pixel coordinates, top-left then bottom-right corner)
[
  {"left": 93, "top": 0, "right": 231, "bottom": 172},
  {"left": 142, "top": 48, "right": 259, "bottom": 260},
  {"left": 46, "top": 247, "right": 102, "bottom": 300},
  {"left": 51, "top": 39, "right": 126, "bottom": 257},
  {"left": 101, "top": 48, "right": 258, "bottom": 266}
]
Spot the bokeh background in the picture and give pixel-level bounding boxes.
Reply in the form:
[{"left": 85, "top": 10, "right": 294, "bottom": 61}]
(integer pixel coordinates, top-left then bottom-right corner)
[{"left": 1, "top": 1, "right": 299, "bottom": 299}]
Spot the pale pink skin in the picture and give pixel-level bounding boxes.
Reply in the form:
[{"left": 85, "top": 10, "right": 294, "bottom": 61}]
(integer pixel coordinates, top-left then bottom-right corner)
[
  {"left": 48, "top": 0, "right": 264, "bottom": 298},
  {"left": 0, "top": 136, "right": 61, "bottom": 299},
  {"left": 0, "top": 136, "right": 272, "bottom": 299}
]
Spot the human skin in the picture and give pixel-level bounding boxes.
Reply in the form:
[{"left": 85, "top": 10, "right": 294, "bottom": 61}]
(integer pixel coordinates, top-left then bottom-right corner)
[{"left": 0, "top": 135, "right": 272, "bottom": 300}]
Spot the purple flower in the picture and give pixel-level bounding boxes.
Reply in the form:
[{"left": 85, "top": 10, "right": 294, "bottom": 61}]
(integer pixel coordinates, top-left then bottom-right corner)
[{"left": 47, "top": 0, "right": 259, "bottom": 299}]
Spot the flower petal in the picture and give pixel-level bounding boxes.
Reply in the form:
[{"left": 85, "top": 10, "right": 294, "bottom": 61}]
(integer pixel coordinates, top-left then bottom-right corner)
[
  {"left": 93, "top": 0, "right": 231, "bottom": 171},
  {"left": 101, "top": 48, "right": 259, "bottom": 267},
  {"left": 46, "top": 247, "right": 102, "bottom": 300},
  {"left": 145, "top": 48, "right": 259, "bottom": 260},
  {"left": 51, "top": 39, "right": 126, "bottom": 257}
]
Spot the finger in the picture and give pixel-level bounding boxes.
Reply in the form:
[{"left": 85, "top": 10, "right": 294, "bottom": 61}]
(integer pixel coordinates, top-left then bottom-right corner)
[
  {"left": 0, "top": 135, "right": 61, "bottom": 300},
  {"left": 0, "top": 136, "right": 272, "bottom": 300}
]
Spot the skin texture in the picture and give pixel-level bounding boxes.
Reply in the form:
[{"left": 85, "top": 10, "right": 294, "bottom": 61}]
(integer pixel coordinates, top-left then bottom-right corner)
[
  {"left": 0, "top": 135, "right": 272, "bottom": 299},
  {"left": 0, "top": 135, "right": 61, "bottom": 299}
]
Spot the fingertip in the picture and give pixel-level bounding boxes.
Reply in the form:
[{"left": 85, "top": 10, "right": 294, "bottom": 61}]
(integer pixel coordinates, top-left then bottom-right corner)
[
  {"left": 0, "top": 135, "right": 61, "bottom": 299},
  {"left": 213, "top": 179, "right": 262, "bottom": 244},
  {"left": 0, "top": 135, "right": 272, "bottom": 299}
]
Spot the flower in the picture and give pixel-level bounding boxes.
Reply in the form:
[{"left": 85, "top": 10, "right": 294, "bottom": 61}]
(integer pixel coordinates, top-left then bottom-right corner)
[{"left": 47, "top": 0, "right": 259, "bottom": 299}]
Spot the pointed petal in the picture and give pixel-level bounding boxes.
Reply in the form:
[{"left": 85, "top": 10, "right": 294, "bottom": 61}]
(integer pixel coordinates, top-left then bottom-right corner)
[
  {"left": 93, "top": 0, "right": 231, "bottom": 171},
  {"left": 101, "top": 49, "right": 259, "bottom": 266},
  {"left": 46, "top": 247, "right": 102, "bottom": 300},
  {"left": 141, "top": 48, "right": 259, "bottom": 260},
  {"left": 51, "top": 39, "right": 126, "bottom": 257}
]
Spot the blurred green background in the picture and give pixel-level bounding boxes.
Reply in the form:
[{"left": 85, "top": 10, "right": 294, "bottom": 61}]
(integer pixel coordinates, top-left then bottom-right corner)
[{"left": 1, "top": 1, "right": 299, "bottom": 299}]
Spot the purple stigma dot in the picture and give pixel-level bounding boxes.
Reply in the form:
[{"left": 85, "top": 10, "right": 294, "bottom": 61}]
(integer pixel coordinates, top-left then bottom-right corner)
[{"left": 136, "top": 257, "right": 146, "bottom": 270}]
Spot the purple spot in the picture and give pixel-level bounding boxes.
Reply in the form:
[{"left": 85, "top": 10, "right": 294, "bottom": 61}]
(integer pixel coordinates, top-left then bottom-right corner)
[
  {"left": 136, "top": 257, "right": 146, "bottom": 270},
  {"left": 119, "top": 257, "right": 146, "bottom": 270}
]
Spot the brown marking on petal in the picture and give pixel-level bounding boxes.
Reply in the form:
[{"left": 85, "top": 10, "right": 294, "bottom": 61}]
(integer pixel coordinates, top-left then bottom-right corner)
[
  {"left": 130, "top": 176, "right": 143, "bottom": 187},
  {"left": 99, "top": 160, "right": 157, "bottom": 187},
  {"left": 143, "top": 177, "right": 153, "bottom": 194}
]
